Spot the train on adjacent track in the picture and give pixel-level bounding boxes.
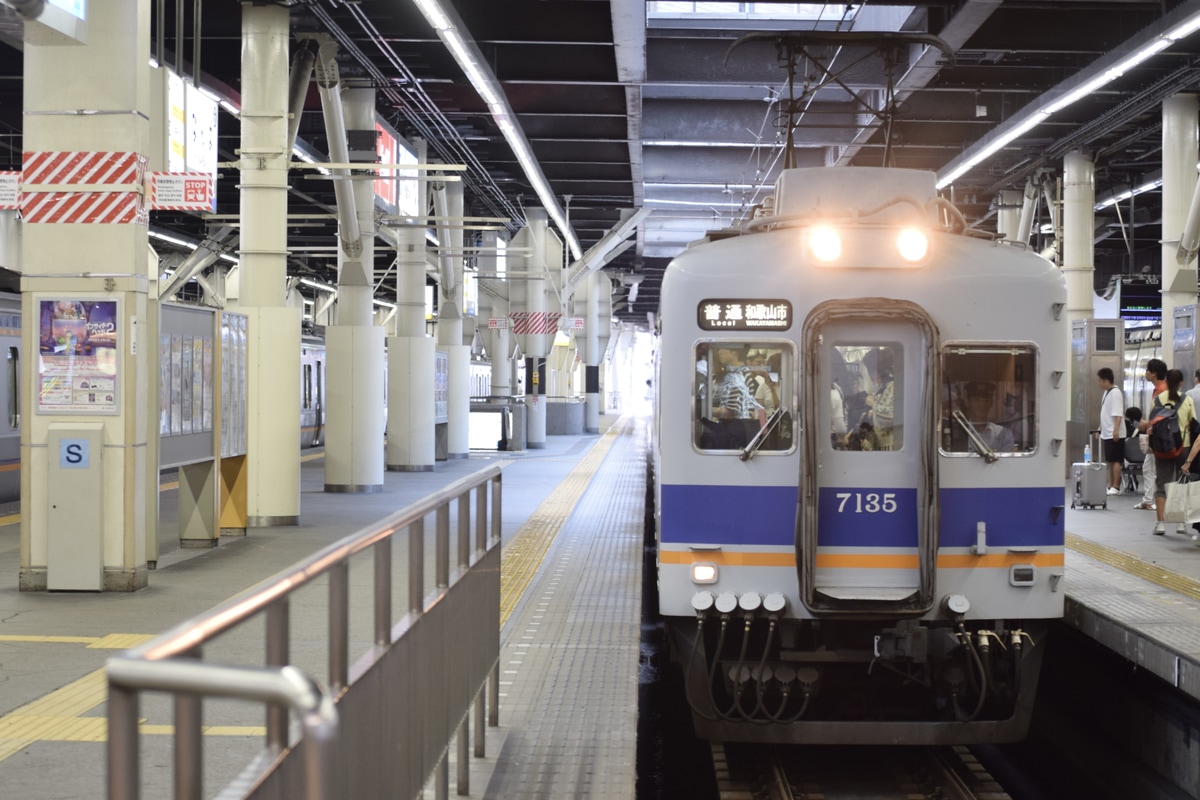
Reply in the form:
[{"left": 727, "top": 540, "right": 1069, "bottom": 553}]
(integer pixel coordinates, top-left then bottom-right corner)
[{"left": 653, "top": 166, "right": 1069, "bottom": 745}]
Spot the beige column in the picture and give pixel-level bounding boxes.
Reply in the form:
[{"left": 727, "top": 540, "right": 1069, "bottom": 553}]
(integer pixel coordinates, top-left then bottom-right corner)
[{"left": 20, "top": 1, "right": 153, "bottom": 591}]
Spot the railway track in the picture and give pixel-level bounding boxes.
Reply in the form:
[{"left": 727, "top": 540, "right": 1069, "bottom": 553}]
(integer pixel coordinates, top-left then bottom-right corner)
[{"left": 713, "top": 742, "right": 1012, "bottom": 800}]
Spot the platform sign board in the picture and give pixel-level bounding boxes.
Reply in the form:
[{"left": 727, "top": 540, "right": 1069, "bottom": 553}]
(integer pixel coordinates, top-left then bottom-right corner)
[
  {"left": 167, "top": 71, "right": 186, "bottom": 173},
  {"left": 150, "top": 172, "right": 215, "bottom": 211},
  {"left": 396, "top": 142, "right": 419, "bottom": 217},
  {"left": 375, "top": 120, "right": 397, "bottom": 210},
  {"left": 0, "top": 172, "right": 17, "bottom": 209},
  {"left": 37, "top": 298, "right": 119, "bottom": 415},
  {"left": 159, "top": 303, "right": 222, "bottom": 467},
  {"left": 434, "top": 349, "right": 449, "bottom": 424}
]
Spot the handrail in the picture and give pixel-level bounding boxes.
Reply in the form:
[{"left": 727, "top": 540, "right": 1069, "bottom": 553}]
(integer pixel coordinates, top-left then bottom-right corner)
[
  {"left": 107, "top": 462, "right": 504, "bottom": 800},
  {"left": 107, "top": 662, "right": 338, "bottom": 800},
  {"left": 126, "top": 463, "right": 502, "bottom": 663}
]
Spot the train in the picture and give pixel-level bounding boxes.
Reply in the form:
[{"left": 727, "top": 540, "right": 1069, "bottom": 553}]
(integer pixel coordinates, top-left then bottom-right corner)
[{"left": 653, "top": 166, "right": 1068, "bottom": 745}]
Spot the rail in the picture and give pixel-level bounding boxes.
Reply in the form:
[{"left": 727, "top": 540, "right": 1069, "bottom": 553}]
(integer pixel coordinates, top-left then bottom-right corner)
[{"left": 106, "top": 464, "right": 504, "bottom": 800}]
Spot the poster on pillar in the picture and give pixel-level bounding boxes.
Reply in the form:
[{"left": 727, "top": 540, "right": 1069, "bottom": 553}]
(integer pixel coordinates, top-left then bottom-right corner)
[{"left": 37, "top": 299, "right": 119, "bottom": 415}]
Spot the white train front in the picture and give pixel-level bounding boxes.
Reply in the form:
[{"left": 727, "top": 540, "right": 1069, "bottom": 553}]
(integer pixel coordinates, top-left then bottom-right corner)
[{"left": 654, "top": 167, "right": 1067, "bottom": 745}]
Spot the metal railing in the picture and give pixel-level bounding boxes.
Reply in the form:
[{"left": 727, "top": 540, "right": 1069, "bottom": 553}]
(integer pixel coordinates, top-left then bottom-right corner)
[{"left": 107, "top": 464, "right": 503, "bottom": 800}]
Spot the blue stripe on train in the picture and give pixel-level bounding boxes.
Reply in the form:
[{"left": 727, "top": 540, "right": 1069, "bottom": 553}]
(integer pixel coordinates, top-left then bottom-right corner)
[
  {"left": 659, "top": 484, "right": 1064, "bottom": 548},
  {"left": 660, "top": 484, "right": 797, "bottom": 546},
  {"left": 938, "top": 486, "right": 1064, "bottom": 548}
]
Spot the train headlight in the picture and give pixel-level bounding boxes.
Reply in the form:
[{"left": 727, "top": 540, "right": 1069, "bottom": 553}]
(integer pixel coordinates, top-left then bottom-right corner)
[
  {"left": 809, "top": 224, "right": 842, "bottom": 262},
  {"left": 691, "top": 562, "right": 718, "bottom": 584},
  {"left": 896, "top": 227, "right": 929, "bottom": 262}
]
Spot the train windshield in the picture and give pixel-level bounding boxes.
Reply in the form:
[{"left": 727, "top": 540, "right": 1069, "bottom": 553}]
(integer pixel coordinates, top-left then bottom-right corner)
[
  {"left": 693, "top": 342, "right": 792, "bottom": 452},
  {"left": 941, "top": 345, "right": 1037, "bottom": 456}
]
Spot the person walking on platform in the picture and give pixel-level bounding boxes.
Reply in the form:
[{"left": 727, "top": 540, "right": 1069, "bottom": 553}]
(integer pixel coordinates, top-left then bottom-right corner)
[
  {"left": 1097, "top": 367, "right": 1124, "bottom": 495},
  {"left": 1135, "top": 358, "right": 1168, "bottom": 511},
  {"left": 1142, "top": 368, "right": 1196, "bottom": 535}
]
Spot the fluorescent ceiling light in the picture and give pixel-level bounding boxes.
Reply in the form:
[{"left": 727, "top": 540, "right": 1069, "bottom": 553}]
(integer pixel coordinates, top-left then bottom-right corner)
[
  {"left": 149, "top": 229, "right": 195, "bottom": 248},
  {"left": 411, "top": 0, "right": 582, "bottom": 260},
  {"left": 299, "top": 278, "right": 337, "bottom": 293},
  {"left": 937, "top": 112, "right": 1049, "bottom": 188},
  {"left": 373, "top": 298, "right": 397, "bottom": 309},
  {"left": 938, "top": 8, "right": 1200, "bottom": 189},
  {"left": 1094, "top": 178, "right": 1162, "bottom": 210}
]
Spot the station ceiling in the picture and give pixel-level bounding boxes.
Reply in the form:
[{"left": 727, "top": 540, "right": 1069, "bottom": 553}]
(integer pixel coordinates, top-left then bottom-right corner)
[{"left": 3, "top": 1, "right": 1200, "bottom": 327}]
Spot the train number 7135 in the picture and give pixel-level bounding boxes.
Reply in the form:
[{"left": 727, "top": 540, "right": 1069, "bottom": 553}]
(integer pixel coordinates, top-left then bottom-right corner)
[{"left": 835, "top": 492, "right": 898, "bottom": 513}]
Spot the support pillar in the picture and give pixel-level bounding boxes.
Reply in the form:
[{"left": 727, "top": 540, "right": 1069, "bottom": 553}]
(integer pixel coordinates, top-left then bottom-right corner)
[
  {"left": 1062, "top": 151, "right": 1095, "bottom": 330},
  {"left": 1163, "top": 94, "right": 1200, "bottom": 351},
  {"left": 584, "top": 272, "right": 601, "bottom": 434},
  {"left": 387, "top": 138, "right": 436, "bottom": 472},
  {"left": 240, "top": 2, "right": 300, "bottom": 527},
  {"left": 435, "top": 179, "right": 469, "bottom": 458},
  {"left": 20, "top": 1, "right": 152, "bottom": 591},
  {"left": 324, "top": 85, "right": 383, "bottom": 492}
]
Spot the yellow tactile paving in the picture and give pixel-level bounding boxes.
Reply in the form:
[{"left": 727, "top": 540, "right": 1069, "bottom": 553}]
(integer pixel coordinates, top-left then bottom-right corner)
[
  {"left": 0, "top": 668, "right": 107, "bottom": 761},
  {"left": 498, "top": 418, "right": 628, "bottom": 626},
  {"left": 0, "top": 634, "right": 99, "bottom": 644},
  {"left": 87, "top": 633, "right": 157, "bottom": 650},
  {"left": 1066, "top": 531, "right": 1200, "bottom": 603}
]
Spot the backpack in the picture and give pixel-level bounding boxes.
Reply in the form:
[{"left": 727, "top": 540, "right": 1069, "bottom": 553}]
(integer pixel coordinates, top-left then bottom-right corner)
[{"left": 1148, "top": 398, "right": 1185, "bottom": 459}]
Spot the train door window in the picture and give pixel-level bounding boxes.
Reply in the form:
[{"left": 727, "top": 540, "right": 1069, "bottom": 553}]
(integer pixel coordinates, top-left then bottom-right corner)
[
  {"left": 831, "top": 344, "right": 903, "bottom": 451},
  {"left": 6, "top": 346, "right": 16, "bottom": 431},
  {"left": 941, "top": 345, "right": 1037, "bottom": 456},
  {"left": 693, "top": 341, "right": 792, "bottom": 452},
  {"left": 302, "top": 363, "right": 312, "bottom": 410}
]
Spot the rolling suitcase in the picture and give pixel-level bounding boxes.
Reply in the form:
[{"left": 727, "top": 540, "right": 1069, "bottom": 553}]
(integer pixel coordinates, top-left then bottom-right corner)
[{"left": 1072, "top": 433, "right": 1107, "bottom": 509}]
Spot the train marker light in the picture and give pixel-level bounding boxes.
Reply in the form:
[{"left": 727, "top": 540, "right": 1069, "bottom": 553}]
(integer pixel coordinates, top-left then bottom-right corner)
[
  {"left": 809, "top": 224, "right": 841, "bottom": 262},
  {"left": 897, "top": 227, "right": 929, "bottom": 262},
  {"left": 691, "top": 563, "right": 718, "bottom": 584}
]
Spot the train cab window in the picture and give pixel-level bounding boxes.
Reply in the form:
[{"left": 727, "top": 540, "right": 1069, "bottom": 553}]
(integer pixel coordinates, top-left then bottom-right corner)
[
  {"left": 831, "top": 345, "right": 902, "bottom": 452},
  {"left": 941, "top": 345, "right": 1037, "bottom": 456},
  {"left": 694, "top": 342, "right": 792, "bottom": 452}
]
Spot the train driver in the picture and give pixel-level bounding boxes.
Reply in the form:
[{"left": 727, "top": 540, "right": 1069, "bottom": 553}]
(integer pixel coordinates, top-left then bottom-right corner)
[{"left": 962, "top": 381, "right": 1015, "bottom": 452}]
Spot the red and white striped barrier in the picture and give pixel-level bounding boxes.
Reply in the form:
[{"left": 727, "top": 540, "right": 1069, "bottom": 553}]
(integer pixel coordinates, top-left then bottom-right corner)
[
  {"left": 20, "top": 151, "right": 147, "bottom": 224},
  {"left": 510, "top": 311, "right": 562, "bottom": 335}
]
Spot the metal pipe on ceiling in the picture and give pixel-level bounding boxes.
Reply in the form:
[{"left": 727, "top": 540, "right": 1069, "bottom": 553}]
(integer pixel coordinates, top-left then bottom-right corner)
[
  {"left": 192, "top": 0, "right": 202, "bottom": 87},
  {"left": 314, "top": 38, "right": 362, "bottom": 259},
  {"left": 286, "top": 39, "right": 318, "bottom": 155}
]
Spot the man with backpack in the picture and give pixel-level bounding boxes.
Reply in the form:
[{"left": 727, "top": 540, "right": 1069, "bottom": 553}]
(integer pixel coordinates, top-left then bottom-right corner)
[{"left": 1142, "top": 368, "right": 1197, "bottom": 534}]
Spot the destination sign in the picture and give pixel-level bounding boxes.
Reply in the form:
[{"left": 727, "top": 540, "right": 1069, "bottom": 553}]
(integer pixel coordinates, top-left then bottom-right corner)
[{"left": 697, "top": 299, "right": 792, "bottom": 331}]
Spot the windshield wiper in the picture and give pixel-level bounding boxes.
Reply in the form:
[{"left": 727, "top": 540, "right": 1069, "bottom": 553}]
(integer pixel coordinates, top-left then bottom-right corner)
[
  {"left": 740, "top": 407, "right": 787, "bottom": 461},
  {"left": 951, "top": 409, "right": 998, "bottom": 463}
]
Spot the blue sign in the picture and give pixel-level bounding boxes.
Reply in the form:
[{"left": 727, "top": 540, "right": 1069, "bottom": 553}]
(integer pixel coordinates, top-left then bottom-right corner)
[
  {"left": 59, "top": 439, "right": 89, "bottom": 469},
  {"left": 817, "top": 486, "right": 918, "bottom": 548}
]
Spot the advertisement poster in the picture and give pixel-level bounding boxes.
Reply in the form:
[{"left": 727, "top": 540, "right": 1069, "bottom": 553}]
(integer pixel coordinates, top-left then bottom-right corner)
[{"left": 38, "top": 299, "right": 119, "bottom": 414}]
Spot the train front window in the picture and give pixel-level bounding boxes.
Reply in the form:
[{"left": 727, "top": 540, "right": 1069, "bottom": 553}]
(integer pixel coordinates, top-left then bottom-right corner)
[
  {"left": 941, "top": 345, "right": 1037, "bottom": 456},
  {"left": 693, "top": 342, "right": 792, "bottom": 452},
  {"left": 831, "top": 344, "right": 903, "bottom": 452}
]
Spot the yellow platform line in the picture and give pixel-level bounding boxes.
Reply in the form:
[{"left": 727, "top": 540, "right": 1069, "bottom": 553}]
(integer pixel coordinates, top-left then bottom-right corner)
[
  {"left": 1066, "top": 531, "right": 1200, "bottom": 603},
  {"left": 498, "top": 418, "right": 629, "bottom": 627}
]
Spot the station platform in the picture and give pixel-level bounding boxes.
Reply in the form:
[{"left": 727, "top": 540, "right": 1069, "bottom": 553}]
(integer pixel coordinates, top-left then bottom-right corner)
[
  {"left": 1063, "top": 476, "right": 1200, "bottom": 702},
  {"left": 0, "top": 411, "right": 645, "bottom": 799}
]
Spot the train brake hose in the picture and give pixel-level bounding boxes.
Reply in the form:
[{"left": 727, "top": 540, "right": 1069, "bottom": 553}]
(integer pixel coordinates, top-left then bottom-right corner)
[{"left": 683, "top": 617, "right": 721, "bottom": 722}]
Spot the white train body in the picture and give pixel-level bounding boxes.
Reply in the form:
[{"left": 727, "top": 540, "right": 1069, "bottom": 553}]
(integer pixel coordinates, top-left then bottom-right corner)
[{"left": 655, "top": 167, "right": 1067, "bottom": 745}]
